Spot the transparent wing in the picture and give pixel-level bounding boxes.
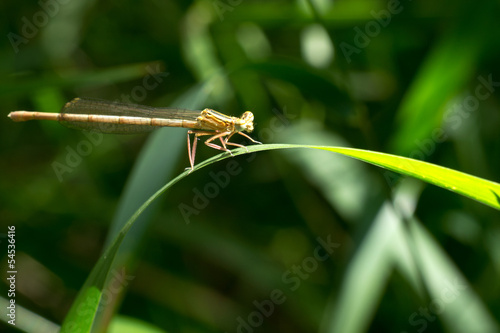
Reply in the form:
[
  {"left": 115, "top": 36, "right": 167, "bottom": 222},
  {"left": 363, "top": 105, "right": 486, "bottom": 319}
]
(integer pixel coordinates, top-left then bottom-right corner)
[{"left": 61, "top": 98, "right": 201, "bottom": 134}]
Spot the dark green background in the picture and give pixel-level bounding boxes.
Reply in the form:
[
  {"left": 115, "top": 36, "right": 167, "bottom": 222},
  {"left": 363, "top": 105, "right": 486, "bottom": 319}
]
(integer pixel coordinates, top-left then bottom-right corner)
[{"left": 1, "top": 0, "right": 499, "bottom": 332}]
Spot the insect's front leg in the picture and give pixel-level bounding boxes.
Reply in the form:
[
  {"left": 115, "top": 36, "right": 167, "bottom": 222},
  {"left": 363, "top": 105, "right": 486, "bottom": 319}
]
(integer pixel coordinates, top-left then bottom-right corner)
[
  {"left": 224, "top": 131, "right": 262, "bottom": 152},
  {"left": 204, "top": 131, "right": 233, "bottom": 155}
]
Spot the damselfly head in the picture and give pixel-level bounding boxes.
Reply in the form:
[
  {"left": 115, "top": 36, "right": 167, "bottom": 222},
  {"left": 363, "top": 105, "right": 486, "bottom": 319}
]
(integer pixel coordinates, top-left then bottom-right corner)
[{"left": 237, "top": 111, "right": 254, "bottom": 132}]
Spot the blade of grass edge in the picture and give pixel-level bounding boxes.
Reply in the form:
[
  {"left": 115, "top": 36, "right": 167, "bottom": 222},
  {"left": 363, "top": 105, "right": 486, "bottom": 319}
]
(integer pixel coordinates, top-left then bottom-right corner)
[
  {"left": 314, "top": 146, "right": 500, "bottom": 210},
  {"left": 59, "top": 155, "right": 222, "bottom": 332},
  {"left": 257, "top": 144, "right": 500, "bottom": 210},
  {"left": 60, "top": 143, "right": 500, "bottom": 332},
  {"left": 93, "top": 83, "right": 212, "bottom": 330}
]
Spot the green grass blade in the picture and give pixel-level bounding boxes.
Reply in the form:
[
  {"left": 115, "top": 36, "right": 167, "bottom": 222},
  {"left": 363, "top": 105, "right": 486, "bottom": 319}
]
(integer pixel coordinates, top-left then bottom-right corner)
[
  {"left": 314, "top": 146, "right": 500, "bottom": 210},
  {"left": 60, "top": 232, "right": 126, "bottom": 332},
  {"left": 60, "top": 143, "right": 499, "bottom": 331},
  {"left": 59, "top": 162, "right": 209, "bottom": 332},
  {"left": 238, "top": 144, "right": 500, "bottom": 210}
]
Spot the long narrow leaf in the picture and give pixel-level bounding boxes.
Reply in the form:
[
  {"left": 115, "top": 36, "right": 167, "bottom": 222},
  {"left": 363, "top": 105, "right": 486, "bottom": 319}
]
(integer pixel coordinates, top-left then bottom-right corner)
[{"left": 61, "top": 143, "right": 500, "bottom": 332}]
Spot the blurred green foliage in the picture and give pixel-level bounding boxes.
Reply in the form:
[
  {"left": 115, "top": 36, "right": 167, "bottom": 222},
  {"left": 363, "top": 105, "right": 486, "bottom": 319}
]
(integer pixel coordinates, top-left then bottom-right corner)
[{"left": 1, "top": 0, "right": 499, "bottom": 332}]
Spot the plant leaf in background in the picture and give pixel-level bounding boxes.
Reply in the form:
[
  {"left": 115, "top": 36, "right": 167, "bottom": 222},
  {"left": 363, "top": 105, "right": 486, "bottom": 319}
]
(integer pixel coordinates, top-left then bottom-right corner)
[
  {"left": 323, "top": 179, "right": 498, "bottom": 333},
  {"left": 390, "top": 2, "right": 496, "bottom": 155},
  {"left": 108, "top": 315, "right": 166, "bottom": 333},
  {"left": 0, "top": 62, "right": 162, "bottom": 98}
]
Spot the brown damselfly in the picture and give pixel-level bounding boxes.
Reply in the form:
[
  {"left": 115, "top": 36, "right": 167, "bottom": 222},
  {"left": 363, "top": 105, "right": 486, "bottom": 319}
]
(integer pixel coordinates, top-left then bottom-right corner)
[{"left": 8, "top": 98, "right": 261, "bottom": 170}]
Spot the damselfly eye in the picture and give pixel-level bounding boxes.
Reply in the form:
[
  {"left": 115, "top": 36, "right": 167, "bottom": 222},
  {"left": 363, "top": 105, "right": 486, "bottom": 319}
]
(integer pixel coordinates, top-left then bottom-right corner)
[
  {"left": 241, "top": 111, "right": 254, "bottom": 122},
  {"left": 238, "top": 111, "right": 254, "bottom": 132}
]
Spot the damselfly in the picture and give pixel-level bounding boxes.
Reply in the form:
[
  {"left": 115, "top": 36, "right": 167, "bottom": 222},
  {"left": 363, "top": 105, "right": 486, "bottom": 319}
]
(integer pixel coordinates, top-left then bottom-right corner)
[{"left": 8, "top": 98, "right": 261, "bottom": 170}]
